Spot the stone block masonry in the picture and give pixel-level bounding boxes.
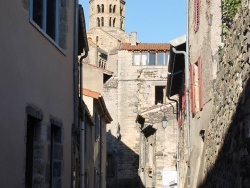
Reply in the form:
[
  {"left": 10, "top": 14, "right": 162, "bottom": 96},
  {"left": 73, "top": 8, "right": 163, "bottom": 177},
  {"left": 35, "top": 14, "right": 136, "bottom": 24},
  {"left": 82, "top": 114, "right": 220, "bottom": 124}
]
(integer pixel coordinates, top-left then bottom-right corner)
[{"left": 199, "top": 0, "right": 250, "bottom": 187}]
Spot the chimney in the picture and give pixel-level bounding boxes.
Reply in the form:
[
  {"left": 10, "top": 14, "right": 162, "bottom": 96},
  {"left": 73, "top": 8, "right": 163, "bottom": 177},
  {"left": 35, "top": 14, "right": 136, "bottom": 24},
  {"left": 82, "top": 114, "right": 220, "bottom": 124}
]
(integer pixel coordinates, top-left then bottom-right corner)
[{"left": 130, "top": 31, "right": 137, "bottom": 46}]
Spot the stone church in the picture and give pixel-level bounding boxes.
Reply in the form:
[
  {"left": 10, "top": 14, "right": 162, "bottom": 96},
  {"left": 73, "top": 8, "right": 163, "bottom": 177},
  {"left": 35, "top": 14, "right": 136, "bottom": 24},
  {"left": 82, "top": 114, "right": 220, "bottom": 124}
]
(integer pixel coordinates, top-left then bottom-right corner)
[{"left": 85, "top": 0, "right": 177, "bottom": 187}]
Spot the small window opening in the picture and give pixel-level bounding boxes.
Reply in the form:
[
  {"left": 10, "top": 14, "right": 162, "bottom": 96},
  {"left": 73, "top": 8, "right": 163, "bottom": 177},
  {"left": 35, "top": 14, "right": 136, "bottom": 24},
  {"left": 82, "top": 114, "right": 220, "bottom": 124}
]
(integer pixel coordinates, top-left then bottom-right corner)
[{"left": 155, "top": 86, "right": 165, "bottom": 104}]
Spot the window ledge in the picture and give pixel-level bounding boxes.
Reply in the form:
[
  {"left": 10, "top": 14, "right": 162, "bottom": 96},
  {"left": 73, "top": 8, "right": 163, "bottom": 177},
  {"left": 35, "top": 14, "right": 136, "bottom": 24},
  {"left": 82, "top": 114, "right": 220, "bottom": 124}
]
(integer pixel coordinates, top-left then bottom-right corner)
[{"left": 29, "top": 19, "right": 66, "bottom": 56}]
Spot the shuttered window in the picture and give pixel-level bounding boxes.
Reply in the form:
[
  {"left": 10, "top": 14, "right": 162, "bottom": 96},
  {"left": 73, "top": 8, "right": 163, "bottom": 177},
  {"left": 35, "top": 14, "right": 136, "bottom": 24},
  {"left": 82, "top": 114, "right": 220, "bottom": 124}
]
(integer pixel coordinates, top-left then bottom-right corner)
[
  {"left": 198, "top": 57, "right": 203, "bottom": 109},
  {"left": 194, "top": 0, "right": 200, "bottom": 32},
  {"left": 190, "top": 65, "right": 195, "bottom": 114}
]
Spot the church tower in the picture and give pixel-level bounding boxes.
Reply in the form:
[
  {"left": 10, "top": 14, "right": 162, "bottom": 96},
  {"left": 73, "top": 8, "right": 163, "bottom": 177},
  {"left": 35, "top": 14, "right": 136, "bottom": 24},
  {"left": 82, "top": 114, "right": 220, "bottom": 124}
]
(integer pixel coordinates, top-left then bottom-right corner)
[{"left": 89, "top": 0, "right": 126, "bottom": 31}]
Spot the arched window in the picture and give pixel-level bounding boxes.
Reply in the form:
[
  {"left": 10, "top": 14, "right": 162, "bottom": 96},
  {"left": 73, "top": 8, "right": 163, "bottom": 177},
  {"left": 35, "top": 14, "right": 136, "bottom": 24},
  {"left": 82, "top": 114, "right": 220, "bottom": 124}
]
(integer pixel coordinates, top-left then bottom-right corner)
[
  {"left": 101, "top": 17, "right": 104, "bottom": 26},
  {"left": 113, "top": 18, "right": 116, "bottom": 27},
  {"left": 113, "top": 5, "right": 116, "bottom": 13},
  {"left": 109, "top": 4, "right": 112, "bottom": 13},
  {"left": 97, "top": 5, "right": 100, "bottom": 13},
  {"left": 120, "top": 20, "right": 123, "bottom": 29},
  {"left": 120, "top": 8, "right": 123, "bottom": 16},
  {"left": 109, "top": 17, "right": 112, "bottom": 27},
  {"left": 101, "top": 4, "right": 104, "bottom": 13},
  {"left": 97, "top": 18, "right": 100, "bottom": 27}
]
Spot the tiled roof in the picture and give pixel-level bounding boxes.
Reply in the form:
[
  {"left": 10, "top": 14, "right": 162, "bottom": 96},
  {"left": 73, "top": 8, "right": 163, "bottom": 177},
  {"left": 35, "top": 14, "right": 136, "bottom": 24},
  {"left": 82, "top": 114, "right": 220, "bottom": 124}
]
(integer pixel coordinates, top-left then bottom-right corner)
[
  {"left": 82, "top": 88, "right": 100, "bottom": 99},
  {"left": 119, "top": 43, "right": 170, "bottom": 52}
]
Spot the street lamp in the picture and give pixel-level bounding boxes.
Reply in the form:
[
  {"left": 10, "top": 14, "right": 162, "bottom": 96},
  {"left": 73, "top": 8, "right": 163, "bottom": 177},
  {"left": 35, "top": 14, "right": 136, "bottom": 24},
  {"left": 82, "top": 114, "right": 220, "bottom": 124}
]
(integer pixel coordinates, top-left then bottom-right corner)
[{"left": 162, "top": 115, "right": 168, "bottom": 129}]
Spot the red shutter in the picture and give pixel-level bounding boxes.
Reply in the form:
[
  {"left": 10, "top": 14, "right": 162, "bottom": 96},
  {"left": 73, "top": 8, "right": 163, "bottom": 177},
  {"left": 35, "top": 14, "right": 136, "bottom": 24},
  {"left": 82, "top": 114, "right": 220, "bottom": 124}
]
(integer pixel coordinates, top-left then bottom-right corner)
[
  {"left": 194, "top": 0, "right": 200, "bottom": 32},
  {"left": 198, "top": 57, "right": 203, "bottom": 110},
  {"left": 190, "top": 66, "right": 195, "bottom": 114}
]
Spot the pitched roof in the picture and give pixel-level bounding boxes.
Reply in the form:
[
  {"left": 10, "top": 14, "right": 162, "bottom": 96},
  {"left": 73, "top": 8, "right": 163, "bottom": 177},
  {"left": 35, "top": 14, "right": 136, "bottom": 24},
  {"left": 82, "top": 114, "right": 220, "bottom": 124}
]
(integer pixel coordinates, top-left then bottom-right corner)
[
  {"left": 82, "top": 88, "right": 100, "bottom": 99},
  {"left": 119, "top": 43, "right": 170, "bottom": 52}
]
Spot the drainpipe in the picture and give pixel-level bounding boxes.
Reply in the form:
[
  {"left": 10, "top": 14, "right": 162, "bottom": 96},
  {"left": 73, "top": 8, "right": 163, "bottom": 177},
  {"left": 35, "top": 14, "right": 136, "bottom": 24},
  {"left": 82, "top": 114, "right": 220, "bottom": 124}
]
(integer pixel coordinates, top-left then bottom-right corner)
[
  {"left": 73, "top": 0, "right": 79, "bottom": 187},
  {"left": 80, "top": 51, "right": 88, "bottom": 188},
  {"left": 172, "top": 46, "right": 191, "bottom": 186}
]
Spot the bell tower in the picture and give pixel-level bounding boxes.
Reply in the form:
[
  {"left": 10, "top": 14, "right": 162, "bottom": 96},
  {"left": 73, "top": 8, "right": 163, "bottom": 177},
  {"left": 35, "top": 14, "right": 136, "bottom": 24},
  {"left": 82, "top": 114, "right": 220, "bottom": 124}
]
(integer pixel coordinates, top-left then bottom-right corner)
[{"left": 89, "top": 0, "right": 126, "bottom": 31}]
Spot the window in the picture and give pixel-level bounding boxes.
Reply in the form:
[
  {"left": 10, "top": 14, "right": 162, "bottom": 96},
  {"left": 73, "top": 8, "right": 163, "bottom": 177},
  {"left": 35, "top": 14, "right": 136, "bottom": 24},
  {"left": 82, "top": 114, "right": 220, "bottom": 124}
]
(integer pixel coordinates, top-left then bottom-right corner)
[
  {"left": 50, "top": 125, "right": 62, "bottom": 187},
  {"left": 190, "top": 57, "right": 203, "bottom": 113},
  {"left": 194, "top": 0, "right": 200, "bottom": 32},
  {"left": 95, "top": 113, "right": 100, "bottom": 141},
  {"left": 97, "top": 18, "right": 100, "bottom": 27},
  {"left": 120, "top": 21, "right": 123, "bottom": 29},
  {"left": 133, "top": 51, "right": 169, "bottom": 65},
  {"left": 157, "top": 52, "right": 164, "bottom": 65},
  {"left": 107, "top": 154, "right": 114, "bottom": 176},
  {"left": 101, "top": 4, "right": 104, "bottom": 13},
  {"left": 165, "top": 52, "right": 170, "bottom": 65},
  {"left": 109, "top": 17, "right": 112, "bottom": 27},
  {"left": 109, "top": 4, "right": 112, "bottom": 13},
  {"left": 30, "top": 0, "right": 60, "bottom": 44},
  {"left": 133, "top": 52, "right": 140, "bottom": 65},
  {"left": 120, "top": 7, "right": 123, "bottom": 15},
  {"left": 97, "top": 5, "right": 101, "bottom": 13},
  {"left": 141, "top": 52, "right": 148, "bottom": 65},
  {"left": 155, "top": 86, "right": 165, "bottom": 104},
  {"left": 149, "top": 52, "right": 156, "bottom": 65},
  {"left": 113, "top": 18, "right": 116, "bottom": 27},
  {"left": 94, "top": 168, "right": 99, "bottom": 188},
  {"left": 101, "top": 17, "right": 104, "bottom": 26},
  {"left": 25, "top": 116, "right": 38, "bottom": 187},
  {"left": 113, "top": 5, "right": 116, "bottom": 13}
]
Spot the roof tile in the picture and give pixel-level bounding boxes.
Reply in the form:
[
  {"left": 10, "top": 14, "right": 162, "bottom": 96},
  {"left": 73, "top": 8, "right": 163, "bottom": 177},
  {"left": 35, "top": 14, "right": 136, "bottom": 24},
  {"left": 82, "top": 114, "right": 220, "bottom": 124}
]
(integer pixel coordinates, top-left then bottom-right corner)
[{"left": 119, "top": 43, "right": 170, "bottom": 51}]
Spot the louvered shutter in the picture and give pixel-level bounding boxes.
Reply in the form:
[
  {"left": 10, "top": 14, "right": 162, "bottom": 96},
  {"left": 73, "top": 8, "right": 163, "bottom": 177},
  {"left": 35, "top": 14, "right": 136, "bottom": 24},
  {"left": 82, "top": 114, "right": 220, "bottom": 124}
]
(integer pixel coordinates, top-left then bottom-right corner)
[
  {"left": 194, "top": 0, "right": 200, "bottom": 32},
  {"left": 190, "top": 65, "right": 195, "bottom": 114},
  {"left": 198, "top": 57, "right": 203, "bottom": 109}
]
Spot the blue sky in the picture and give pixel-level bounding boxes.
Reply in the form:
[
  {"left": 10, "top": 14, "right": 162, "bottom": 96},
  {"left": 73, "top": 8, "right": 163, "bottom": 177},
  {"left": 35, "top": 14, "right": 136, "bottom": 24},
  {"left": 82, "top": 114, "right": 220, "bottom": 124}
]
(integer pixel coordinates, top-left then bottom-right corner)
[{"left": 79, "top": 0, "right": 186, "bottom": 43}]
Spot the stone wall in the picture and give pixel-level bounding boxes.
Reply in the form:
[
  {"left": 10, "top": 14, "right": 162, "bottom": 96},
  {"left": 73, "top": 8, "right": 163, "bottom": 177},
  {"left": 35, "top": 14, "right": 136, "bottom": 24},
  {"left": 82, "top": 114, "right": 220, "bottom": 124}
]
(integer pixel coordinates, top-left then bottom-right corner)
[{"left": 199, "top": 0, "right": 250, "bottom": 187}]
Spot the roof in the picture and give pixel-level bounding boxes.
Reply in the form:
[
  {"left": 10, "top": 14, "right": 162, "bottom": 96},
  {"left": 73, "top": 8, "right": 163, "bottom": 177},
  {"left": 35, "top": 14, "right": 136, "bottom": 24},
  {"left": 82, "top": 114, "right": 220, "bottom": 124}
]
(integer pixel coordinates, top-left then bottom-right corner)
[
  {"left": 82, "top": 88, "right": 113, "bottom": 122},
  {"left": 169, "top": 35, "right": 186, "bottom": 47},
  {"left": 83, "top": 88, "right": 100, "bottom": 99},
  {"left": 166, "top": 36, "right": 186, "bottom": 97},
  {"left": 119, "top": 43, "right": 170, "bottom": 52}
]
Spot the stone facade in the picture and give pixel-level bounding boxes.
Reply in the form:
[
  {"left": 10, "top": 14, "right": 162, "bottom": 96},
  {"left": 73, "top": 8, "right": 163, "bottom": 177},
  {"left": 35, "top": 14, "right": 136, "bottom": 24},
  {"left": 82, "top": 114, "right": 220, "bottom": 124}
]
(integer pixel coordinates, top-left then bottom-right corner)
[
  {"left": 169, "top": 0, "right": 250, "bottom": 187},
  {"left": 199, "top": 0, "right": 250, "bottom": 187}
]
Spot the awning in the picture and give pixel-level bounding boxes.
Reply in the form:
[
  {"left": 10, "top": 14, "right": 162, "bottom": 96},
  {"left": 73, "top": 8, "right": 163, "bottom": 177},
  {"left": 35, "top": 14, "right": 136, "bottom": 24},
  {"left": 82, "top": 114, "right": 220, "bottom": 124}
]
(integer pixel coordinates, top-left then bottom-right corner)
[{"left": 166, "top": 35, "right": 186, "bottom": 97}]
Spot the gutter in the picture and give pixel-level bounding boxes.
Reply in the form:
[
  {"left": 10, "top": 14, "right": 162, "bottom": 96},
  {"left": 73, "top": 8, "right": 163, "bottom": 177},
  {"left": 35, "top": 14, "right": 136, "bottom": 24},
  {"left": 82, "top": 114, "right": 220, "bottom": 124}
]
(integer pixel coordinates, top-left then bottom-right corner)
[
  {"left": 78, "top": 5, "right": 89, "bottom": 188},
  {"left": 72, "top": 1, "right": 79, "bottom": 187},
  {"left": 79, "top": 51, "right": 88, "bottom": 188}
]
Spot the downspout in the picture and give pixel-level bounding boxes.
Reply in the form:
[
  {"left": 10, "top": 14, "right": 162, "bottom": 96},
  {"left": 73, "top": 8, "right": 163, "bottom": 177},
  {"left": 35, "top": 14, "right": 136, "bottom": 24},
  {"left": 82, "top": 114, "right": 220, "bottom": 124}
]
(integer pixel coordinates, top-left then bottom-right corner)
[
  {"left": 73, "top": 0, "right": 79, "bottom": 187},
  {"left": 79, "top": 51, "right": 88, "bottom": 188},
  {"left": 167, "top": 91, "right": 179, "bottom": 188}
]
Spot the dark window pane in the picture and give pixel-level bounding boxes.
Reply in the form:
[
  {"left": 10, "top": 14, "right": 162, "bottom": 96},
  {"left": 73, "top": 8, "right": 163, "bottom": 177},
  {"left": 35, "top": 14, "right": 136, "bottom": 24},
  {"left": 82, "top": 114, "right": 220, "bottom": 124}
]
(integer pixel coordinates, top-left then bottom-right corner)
[
  {"left": 33, "top": 0, "right": 43, "bottom": 28},
  {"left": 47, "top": 0, "right": 56, "bottom": 40},
  {"left": 155, "top": 86, "right": 165, "bottom": 104},
  {"left": 149, "top": 52, "right": 156, "bottom": 65},
  {"left": 25, "top": 116, "right": 37, "bottom": 187}
]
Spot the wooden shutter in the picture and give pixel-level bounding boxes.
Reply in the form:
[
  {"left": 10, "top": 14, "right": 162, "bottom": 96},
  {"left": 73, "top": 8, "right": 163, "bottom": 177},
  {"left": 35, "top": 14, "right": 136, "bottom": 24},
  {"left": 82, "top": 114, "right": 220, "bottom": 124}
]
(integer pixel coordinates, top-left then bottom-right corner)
[
  {"left": 190, "top": 65, "right": 195, "bottom": 114},
  {"left": 194, "top": 0, "right": 200, "bottom": 32},
  {"left": 198, "top": 57, "right": 203, "bottom": 109}
]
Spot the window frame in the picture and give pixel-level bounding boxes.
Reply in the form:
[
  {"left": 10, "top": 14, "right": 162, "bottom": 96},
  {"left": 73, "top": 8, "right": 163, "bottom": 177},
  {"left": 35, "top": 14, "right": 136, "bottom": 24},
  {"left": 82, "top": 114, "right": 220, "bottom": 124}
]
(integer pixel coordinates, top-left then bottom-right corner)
[
  {"left": 29, "top": 0, "right": 66, "bottom": 53},
  {"left": 133, "top": 51, "right": 169, "bottom": 66}
]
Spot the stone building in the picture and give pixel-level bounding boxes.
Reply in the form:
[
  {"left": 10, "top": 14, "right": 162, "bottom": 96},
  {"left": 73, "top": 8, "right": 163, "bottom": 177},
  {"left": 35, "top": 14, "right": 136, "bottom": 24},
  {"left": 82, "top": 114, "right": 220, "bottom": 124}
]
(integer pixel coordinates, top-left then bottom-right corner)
[
  {"left": 0, "top": 1, "right": 88, "bottom": 187},
  {"left": 83, "top": 88, "right": 112, "bottom": 188},
  {"left": 167, "top": 0, "right": 250, "bottom": 187},
  {"left": 85, "top": 0, "right": 177, "bottom": 187}
]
